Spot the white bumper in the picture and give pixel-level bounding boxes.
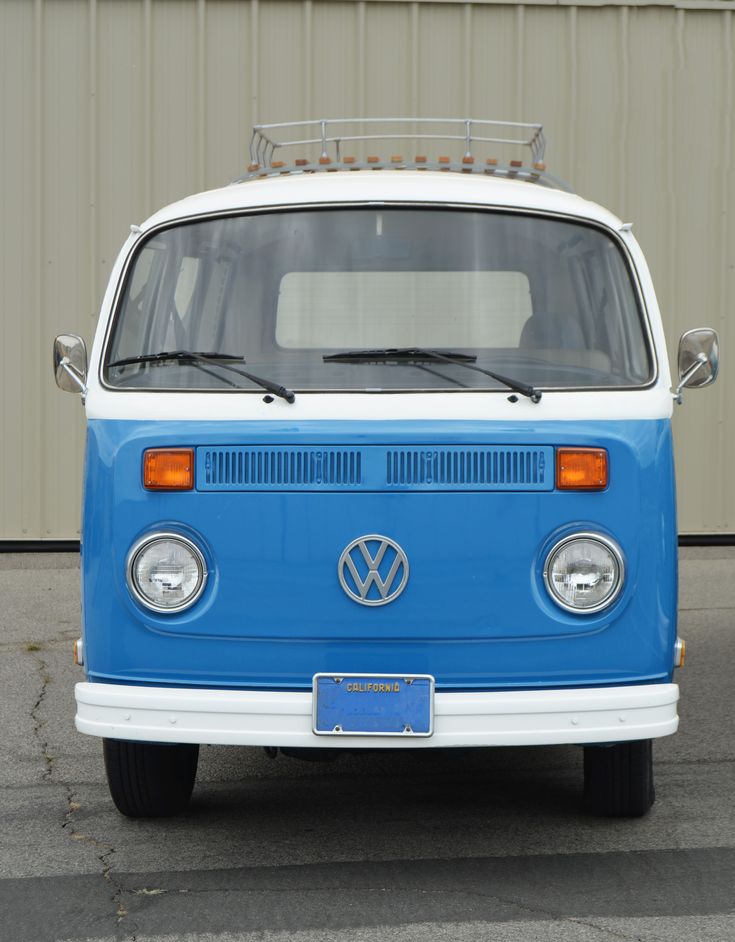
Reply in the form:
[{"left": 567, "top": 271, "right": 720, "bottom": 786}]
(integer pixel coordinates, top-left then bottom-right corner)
[{"left": 75, "top": 681, "right": 679, "bottom": 748}]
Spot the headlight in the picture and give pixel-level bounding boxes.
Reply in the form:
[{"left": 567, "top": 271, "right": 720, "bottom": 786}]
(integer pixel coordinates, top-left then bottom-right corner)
[
  {"left": 543, "top": 533, "right": 624, "bottom": 614},
  {"left": 127, "top": 533, "right": 207, "bottom": 613}
]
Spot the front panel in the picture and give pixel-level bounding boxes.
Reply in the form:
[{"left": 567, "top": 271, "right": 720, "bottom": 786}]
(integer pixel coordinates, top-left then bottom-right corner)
[{"left": 81, "top": 418, "right": 677, "bottom": 691}]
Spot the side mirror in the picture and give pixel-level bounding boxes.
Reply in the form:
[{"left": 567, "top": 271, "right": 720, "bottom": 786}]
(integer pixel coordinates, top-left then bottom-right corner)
[
  {"left": 53, "top": 334, "right": 88, "bottom": 396},
  {"left": 674, "top": 328, "right": 719, "bottom": 404}
]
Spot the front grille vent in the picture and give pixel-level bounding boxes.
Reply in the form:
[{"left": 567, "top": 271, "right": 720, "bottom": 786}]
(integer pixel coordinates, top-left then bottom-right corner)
[
  {"left": 199, "top": 448, "right": 362, "bottom": 489},
  {"left": 196, "top": 445, "right": 553, "bottom": 491},
  {"left": 386, "top": 447, "right": 550, "bottom": 489}
]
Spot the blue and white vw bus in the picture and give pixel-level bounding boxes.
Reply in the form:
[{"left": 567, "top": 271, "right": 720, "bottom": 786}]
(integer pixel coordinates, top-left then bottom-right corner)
[{"left": 54, "top": 119, "right": 719, "bottom": 818}]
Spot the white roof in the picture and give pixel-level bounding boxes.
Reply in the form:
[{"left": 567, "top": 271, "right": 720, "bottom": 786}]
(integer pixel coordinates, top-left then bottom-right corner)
[{"left": 142, "top": 171, "right": 624, "bottom": 232}]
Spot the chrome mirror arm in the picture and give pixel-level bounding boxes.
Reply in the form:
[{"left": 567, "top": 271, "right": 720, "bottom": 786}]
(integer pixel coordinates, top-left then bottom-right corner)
[
  {"left": 59, "top": 357, "right": 88, "bottom": 398},
  {"left": 672, "top": 352, "right": 707, "bottom": 405}
]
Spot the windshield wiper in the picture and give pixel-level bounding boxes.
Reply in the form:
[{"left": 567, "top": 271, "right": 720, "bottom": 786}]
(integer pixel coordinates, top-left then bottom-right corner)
[
  {"left": 108, "top": 350, "right": 243, "bottom": 367},
  {"left": 107, "top": 351, "right": 296, "bottom": 403},
  {"left": 323, "top": 347, "right": 542, "bottom": 403},
  {"left": 323, "top": 347, "right": 477, "bottom": 364}
]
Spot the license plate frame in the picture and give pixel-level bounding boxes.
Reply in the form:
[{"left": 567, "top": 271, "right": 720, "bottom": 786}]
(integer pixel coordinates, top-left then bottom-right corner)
[{"left": 312, "top": 673, "right": 434, "bottom": 737}]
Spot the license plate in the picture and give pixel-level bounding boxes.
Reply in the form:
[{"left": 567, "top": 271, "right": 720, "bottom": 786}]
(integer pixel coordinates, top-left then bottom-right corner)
[{"left": 313, "top": 673, "right": 434, "bottom": 736}]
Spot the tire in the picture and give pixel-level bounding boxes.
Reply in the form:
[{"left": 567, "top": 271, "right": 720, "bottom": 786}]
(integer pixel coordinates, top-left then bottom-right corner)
[
  {"left": 103, "top": 738, "right": 199, "bottom": 818},
  {"left": 583, "top": 739, "right": 655, "bottom": 817}
]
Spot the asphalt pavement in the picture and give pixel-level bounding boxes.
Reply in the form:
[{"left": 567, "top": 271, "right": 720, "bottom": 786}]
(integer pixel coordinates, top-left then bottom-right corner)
[{"left": 1, "top": 547, "right": 734, "bottom": 942}]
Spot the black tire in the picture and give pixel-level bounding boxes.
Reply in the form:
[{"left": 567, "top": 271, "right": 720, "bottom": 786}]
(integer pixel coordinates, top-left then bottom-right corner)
[
  {"left": 583, "top": 739, "right": 655, "bottom": 817},
  {"left": 103, "top": 738, "right": 199, "bottom": 818}
]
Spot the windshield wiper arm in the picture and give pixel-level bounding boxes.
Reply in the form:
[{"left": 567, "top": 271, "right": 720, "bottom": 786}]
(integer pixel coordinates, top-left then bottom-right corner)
[
  {"left": 323, "top": 347, "right": 541, "bottom": 403},
  {"left": 107, "top": 350, "right": 296, "bottom": 403}
]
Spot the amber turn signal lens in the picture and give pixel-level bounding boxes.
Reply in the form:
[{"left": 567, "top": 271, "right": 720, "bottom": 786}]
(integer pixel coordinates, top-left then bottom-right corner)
[
  {"left": 143, "top": 448, "right": 194, "bottom": 490},
  {"left": 675, "top": 638, "right": 686, "bottom": 668},
  {"left": 556, "top": 448, "right": 608, "bottom": 490}
]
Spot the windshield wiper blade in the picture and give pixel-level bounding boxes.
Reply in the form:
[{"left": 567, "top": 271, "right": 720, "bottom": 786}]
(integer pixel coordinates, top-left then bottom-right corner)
[
  {"left": 323, "top": 347, "right": 477, "bottom": 364},
  {"left": 323, "top": 347, "right": 542, "bottom": 403},
  {"left": 107, "top": 350, "right": 296, "bottom": 403},
  {"left": 108, "top": 350, "right": 244, "bottom": 367}
]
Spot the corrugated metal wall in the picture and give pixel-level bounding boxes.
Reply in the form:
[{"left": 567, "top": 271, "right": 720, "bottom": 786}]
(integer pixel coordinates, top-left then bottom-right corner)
[{"left": 1, "top": 0, "right": 733, "bottom": 539}]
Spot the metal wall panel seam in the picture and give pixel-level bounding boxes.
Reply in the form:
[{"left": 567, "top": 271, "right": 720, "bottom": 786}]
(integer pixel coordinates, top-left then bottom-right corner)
[
  {"left": 618, "top": 6, "right": 630, "bottom": 219},
  {"left": 568, "top": 6, "right": 578, "bottom": 181},
  {"left": 89, "top": 0, "right": 98, "bottom": 327},
  {"left": 250, "top": 0, "right": 259, "bottom": 127},
  {"left": 408, "top": 2, "right": 419, "bottom": 117},
  {"left": 718, "top": 9, "right": 732, "bottom": 528},
  {"left": 303, "top": 1, "right": 313, "bottom": 121},
  {"left": 463, "top": 4, "right": 472, "bottom": 115},
  {"left": 674, "top": 10, "right": 686, "bottom": 335},
  {"left": 357, "top": 1, "right": 366, "bottom": 118},
  {"left": 143, "top": 0, "right": 152, "bottom": 214},
  {"left": 30, "top": 0, "right": 43, "bottom": 540},
  {"left": 198, "top": 0, "right": 207, "bottom": 192},
  {"left": 665, "top": 10, "right": 683, "bottom": 363},
  {"left": 515, "top": 6, "right": 524, "bottom": 119}
]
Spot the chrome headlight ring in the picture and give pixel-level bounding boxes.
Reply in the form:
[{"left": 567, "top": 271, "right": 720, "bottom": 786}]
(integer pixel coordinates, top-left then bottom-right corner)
[
  {"left": 543, "top": 531, "right": 625, "bottom": 615},
  {"left": 126, "top": 532, "right": 208, "bottom": 614}
]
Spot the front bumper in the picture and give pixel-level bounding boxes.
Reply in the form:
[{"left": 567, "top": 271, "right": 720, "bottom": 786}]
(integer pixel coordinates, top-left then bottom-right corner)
[{"left": 75, "top": 681, "right": 679, "bottom": 748}]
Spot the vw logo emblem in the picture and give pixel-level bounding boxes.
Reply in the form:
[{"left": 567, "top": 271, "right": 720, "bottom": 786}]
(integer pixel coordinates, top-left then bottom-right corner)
[{"left": 338, "top": 535, "right": 409, "bottom": 606}]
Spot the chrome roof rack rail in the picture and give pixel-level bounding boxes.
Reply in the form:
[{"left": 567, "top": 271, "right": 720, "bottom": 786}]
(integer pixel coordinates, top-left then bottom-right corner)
[
  {"left": 249, "top": 117, "right": 545, "bottom": 166},
  {"left": 235, "top": 118, "right": 570, "bottom": 191}
]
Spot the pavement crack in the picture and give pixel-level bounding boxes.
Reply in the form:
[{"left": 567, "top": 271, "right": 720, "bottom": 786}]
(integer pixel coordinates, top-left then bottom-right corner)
[
  {"left": 28, "top": 647, "right": 54, "bottom": 782},
  {"left": 63, "top": 786, "right": 139, "bottom": 937},
  {"left": 101, "top": 882, "right": 644, "bottom": 942},
  {"left": 446, "top": 888, "right": 649, "bottom": 941},
  {"left": 555, "top": 918, "right": 646, "bottom": 941}
]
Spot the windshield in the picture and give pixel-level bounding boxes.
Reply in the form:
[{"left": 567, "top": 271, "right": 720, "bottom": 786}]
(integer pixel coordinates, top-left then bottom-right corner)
[{"left": 104, "top": 207, "right": 653, "bottom": 391}]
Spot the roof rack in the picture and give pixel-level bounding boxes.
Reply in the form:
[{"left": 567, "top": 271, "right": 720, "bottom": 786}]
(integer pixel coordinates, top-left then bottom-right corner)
[
  {"left": 250, "top": 118, "right": 545, "bottom": 165},
  {"left": 235, "top": 118, "right": 571, "bottom": 191}
]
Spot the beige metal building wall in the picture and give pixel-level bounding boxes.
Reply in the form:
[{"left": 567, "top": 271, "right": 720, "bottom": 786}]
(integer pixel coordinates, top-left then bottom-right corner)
[{"left": 0, "top": 0, "right": 733, "bottom": 540}]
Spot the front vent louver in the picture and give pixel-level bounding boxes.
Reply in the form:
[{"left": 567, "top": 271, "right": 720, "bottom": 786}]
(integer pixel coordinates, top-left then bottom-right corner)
[
  {"left": 196, "top": 446, "right": 553, "bottom": 491},
  {"left": 199, "top": 448, "right": 363, "bottom": 489},
  {"left": 385, "top": 447, "right": 552, "bottom": 489}
]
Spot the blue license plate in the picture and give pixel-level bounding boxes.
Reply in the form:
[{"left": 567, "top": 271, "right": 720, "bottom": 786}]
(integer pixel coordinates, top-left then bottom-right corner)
[{"left": 313, "top": 674, "right": 434, "bottom": 736}]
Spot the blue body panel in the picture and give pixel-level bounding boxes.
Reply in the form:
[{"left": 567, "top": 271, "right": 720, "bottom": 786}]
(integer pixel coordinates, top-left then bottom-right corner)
[{"left": 81, "top": 419, "right": 678, "bottom": 691}]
